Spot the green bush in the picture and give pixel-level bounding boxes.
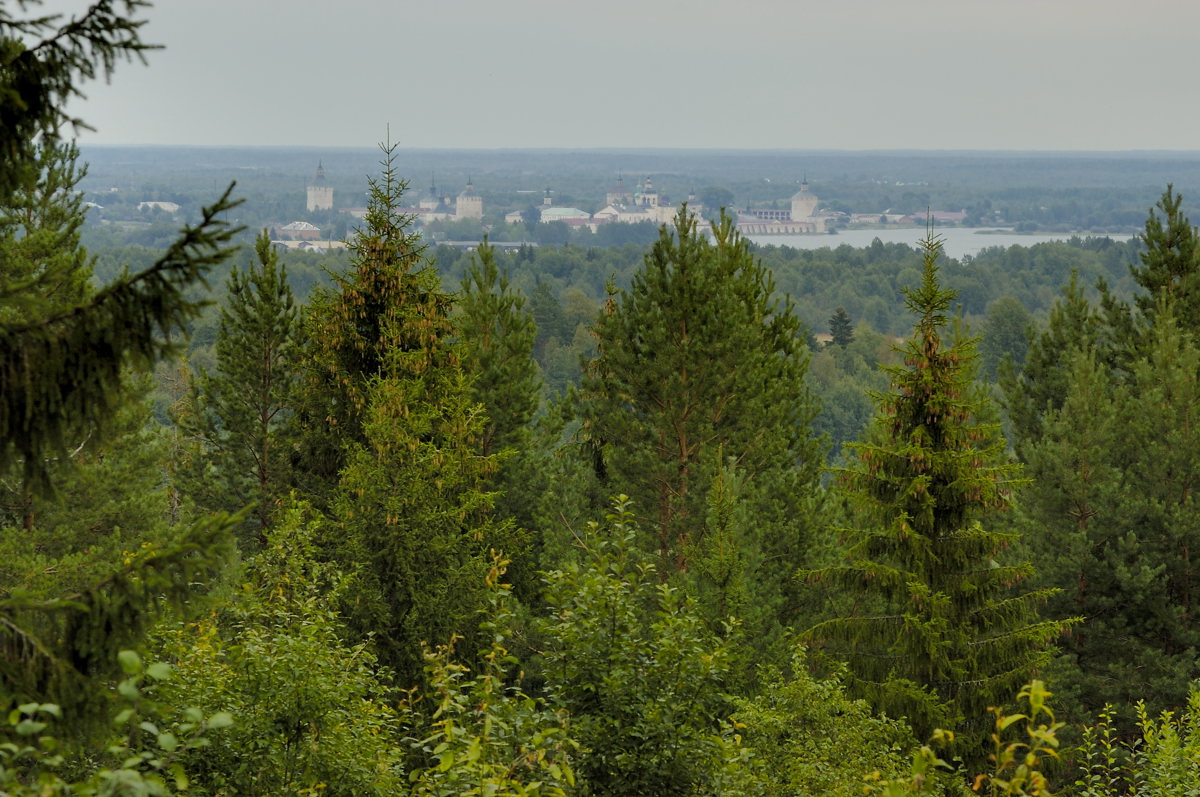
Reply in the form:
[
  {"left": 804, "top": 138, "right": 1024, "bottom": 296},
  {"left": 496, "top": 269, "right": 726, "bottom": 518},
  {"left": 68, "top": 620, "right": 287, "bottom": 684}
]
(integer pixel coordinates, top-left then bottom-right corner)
[
  {"left": 403, "top": 556, "right": 576, "bottom": 796},
  {"left": 538, "top": 497, "right": 731, "bottom": 796},
  {"left": 153, "top": 502, "right": 405, "bottom": 796},
  {"left": 729, "top": 651, "right": 916, "bottom": 796},
  {"left": 1075, "top": 692, "right": 1200, "bottom": 797}
]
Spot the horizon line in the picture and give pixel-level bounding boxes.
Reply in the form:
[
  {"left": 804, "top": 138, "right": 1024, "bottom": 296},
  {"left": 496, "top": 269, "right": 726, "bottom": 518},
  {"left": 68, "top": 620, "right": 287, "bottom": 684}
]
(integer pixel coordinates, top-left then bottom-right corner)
[{"left": 73, "top": 143, "right": 1200, "bottom": 156}]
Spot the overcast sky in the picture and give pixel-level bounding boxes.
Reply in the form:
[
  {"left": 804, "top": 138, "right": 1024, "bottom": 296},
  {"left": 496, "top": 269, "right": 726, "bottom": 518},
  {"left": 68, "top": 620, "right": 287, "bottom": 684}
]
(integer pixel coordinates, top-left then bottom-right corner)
[{"left": 42, "top": 0, "right": 1200, "bottom": 151}]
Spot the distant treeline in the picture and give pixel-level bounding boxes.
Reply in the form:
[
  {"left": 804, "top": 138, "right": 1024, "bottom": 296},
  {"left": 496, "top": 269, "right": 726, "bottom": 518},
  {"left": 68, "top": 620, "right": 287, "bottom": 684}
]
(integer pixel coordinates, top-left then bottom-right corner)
[{"left": 78, "top": 145, "right": 1200, "bottom": 236}]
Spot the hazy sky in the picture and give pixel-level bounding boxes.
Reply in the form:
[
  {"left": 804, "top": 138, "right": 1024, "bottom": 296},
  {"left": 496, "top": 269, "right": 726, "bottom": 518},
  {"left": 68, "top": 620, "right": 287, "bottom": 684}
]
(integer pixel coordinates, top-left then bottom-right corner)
[{"left": 42, "top": 0, "right": 1200, "bottom": 150}]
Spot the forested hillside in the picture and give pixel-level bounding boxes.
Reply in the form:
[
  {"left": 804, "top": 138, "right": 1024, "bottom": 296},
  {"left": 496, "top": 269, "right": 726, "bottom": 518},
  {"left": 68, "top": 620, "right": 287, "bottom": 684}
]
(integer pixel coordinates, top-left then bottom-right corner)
[{"left": 7, "top": 3, "right": 1200, "bottom": 795}]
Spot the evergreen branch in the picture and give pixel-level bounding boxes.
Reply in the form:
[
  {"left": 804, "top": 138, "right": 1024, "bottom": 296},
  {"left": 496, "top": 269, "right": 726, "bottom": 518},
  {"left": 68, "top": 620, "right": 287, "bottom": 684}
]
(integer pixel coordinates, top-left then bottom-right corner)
[
  {"left": 1, "top": 1, "right": 157, "bottom": 197},
  {"left": 0, "top": 184, "right": 242, "bottom": 491},
  {"left": 0, "top": 508, "right": 239, "bottom": 714}
]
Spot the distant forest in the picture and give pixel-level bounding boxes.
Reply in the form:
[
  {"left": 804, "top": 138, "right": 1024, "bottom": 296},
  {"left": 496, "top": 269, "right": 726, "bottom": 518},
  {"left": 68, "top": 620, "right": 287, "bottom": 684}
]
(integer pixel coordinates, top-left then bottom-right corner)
[{"left": 87, "top": 195, "right": 1146, "bottom": 465}]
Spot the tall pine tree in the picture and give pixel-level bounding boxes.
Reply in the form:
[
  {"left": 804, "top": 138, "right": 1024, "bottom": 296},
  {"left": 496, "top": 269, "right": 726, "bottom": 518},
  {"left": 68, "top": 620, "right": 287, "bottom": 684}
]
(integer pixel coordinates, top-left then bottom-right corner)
[
  {"left": 456, "top": 237, "right": 541, "bottom": 459},
  {"left": 1003, "top": 189, "right": 1200, "bottom": 724},
  {"left": 1017, "top": 302, "right": 1200, "bottom": 724},
  {"left": 581, "top": 209, "right": 825, "bottom": 639},
  {"left": 0, "top": 140, "right": 92, "bottom": 323},
  {"left": 0, "top": 140, "right": 95, "bottom": 528},
  {"left": 999, "top": 271, "right": 1103, "bottom": 456},
  {"left": 177, "top": 230, "right": 298, "bottom": 545},
  {"left": 1131, "top": 184, "right": 1200, "bottom": 323},
  {"left": 456, "top": 238, "right": 550, "bottom": 598}
]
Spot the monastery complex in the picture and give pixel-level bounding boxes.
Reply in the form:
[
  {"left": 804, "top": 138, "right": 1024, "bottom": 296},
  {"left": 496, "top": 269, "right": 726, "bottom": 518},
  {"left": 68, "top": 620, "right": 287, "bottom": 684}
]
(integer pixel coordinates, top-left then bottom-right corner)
[{"left": 279, "top": 164, "right": 846, "bottom": 247}]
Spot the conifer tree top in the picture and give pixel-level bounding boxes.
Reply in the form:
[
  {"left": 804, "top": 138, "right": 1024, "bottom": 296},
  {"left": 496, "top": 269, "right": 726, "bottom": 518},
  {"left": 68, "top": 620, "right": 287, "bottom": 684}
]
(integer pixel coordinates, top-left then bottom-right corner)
[{"left": 804, "top": 235, "right": 1069, "bottom": 755}]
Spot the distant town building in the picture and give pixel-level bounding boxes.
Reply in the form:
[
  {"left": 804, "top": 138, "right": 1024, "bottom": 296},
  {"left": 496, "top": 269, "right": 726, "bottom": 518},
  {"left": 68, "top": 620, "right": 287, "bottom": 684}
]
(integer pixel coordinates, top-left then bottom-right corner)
[
  {"left": 270, "top": 238, "right": 348, "bottom": 252},
  {"left": 924, "top": 210, "right": 968, "bottom": 224},
  {"left": 635, "top": 177, "right": 660, "bottom": 209},
  {"left": 851, "top": 213, "right": 890, "bottom": 224},
  {"left": 591, "top": 176, "right": 681, "bottom": 227},
  {"left": 540, "top": 206, "right": 592, "bottom": 225},
  {"left": 791, "top": 178, "right": 819, "bottom": 222},
  {"left": 306, "top": 162, "right": 333, "bottom": 212},
  {"left": 419, "top": 176, "right": 443, "bottom": 212},
  {"left": 456, "top": 178, "right": 483, "bottom": 220},
  {"left": 412, "top": 176, "right": 481, "bottom": 224},
  {"left": 737, "top": 178, "right": 827, "bottom": 234},
  {"left": 137, "top": 200, "right": 180, "bottom": 213},
  {"left": 850, "top": 212, "right": 910, "bottom": 225},
  {"left": 592, "top": 202, "right": 675, "bottom": 226},
  {"left": 606, "top": 176, "right": 633, "bottom": 206},
  {"left": 274, "top": 220, "right": 322, "bottom": 240}
]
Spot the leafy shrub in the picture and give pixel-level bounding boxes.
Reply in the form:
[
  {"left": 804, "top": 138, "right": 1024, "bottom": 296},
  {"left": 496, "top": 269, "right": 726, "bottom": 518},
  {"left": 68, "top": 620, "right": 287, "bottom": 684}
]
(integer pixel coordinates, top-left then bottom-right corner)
[
  {"left": 538, "top": 497, "right": 731, "bottom": 796},
  {"left": 403, "top": 555, "right": 576, "bottom": 796},
  {"left": 153, "top": 502, "right": 405, "bottom": 796},
  {"left": 729, "top": 651, "right": 916, "bottom": 796}
]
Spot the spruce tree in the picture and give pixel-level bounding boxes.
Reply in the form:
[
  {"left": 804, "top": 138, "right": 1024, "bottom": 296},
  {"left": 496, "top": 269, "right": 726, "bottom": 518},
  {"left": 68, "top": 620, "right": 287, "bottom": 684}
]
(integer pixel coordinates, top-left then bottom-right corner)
[
  {"left": 300, "top": 143, "right": 521, "bottom": 685},
  {"left": 803, "top": 237, "right": 1069, "bottom": 753},
  {"left": 0, "top": 0, "right": 240, "bottom": 722},
  {"left": 291, "top": 146, "right": 431, "bottom": 507},
  {"left": 829, "top": 306, "right": 854, "bottom": 347}
]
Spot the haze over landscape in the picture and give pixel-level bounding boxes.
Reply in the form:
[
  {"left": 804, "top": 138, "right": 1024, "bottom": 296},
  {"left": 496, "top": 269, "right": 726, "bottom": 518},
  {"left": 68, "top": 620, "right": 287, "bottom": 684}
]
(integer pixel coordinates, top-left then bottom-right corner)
[
  {"left": 16, "top": 1, "right": 1200, "bottom": 793},
  {"left": 50, "top": 0, "right": 1200, "bottom": 151}
]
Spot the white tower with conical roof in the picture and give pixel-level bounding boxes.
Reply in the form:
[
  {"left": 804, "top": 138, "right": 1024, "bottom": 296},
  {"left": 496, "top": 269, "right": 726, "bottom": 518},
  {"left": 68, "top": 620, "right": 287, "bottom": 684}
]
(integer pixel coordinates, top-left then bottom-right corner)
[
  {"left": 456, "top": 177, "right": 483, "bottom": 219},
  {"left": 306, "top": 161, "right": 333, "bottom": 212}
]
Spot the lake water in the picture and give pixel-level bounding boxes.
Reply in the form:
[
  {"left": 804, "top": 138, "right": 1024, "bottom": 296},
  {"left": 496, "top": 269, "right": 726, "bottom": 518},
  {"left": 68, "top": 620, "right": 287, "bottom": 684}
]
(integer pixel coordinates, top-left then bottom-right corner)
[{"left": 747, "top": 227, "right": 1136, "bottom": 260}]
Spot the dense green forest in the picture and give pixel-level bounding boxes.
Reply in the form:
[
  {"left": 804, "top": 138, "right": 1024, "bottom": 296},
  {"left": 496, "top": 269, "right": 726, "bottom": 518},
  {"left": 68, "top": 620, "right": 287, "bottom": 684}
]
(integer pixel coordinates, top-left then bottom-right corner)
[{"left": 8, "top": 3, "right": 1200, "bottom": 795}]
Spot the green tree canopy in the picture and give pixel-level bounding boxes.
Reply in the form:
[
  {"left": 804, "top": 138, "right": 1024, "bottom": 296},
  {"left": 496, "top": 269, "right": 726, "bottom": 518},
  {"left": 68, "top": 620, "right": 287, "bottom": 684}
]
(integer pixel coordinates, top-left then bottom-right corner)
[
  {"left": 176, "top": 230, "right": 299, "bottom": 546},
  {"left": 298, "top": 143, "right": 522, "bottom": 686},
  {"left": 803, "top": 237, "right": 1070, "bottom": 757},
  {"left": 829, "top": 305, "right": 854, "bottom": 347},
  {"left": 580, "top": 210, "right": 826, "bottom": 655},
  {"left": 581, "top": 210, "right": 824, "bottom": 575},
  {"left": 0, "top": 0, "right": 240, "bottom": 730},
  {"left": 1131, "top": 184, "right": 1200, "bottom": 323},
  {"left": 538, "top": 498, "right": 730, "bottom": 796},
  {"left": 456, "top": 237, "right": 541, "bottom": 458}
]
